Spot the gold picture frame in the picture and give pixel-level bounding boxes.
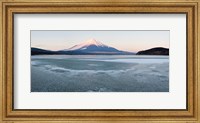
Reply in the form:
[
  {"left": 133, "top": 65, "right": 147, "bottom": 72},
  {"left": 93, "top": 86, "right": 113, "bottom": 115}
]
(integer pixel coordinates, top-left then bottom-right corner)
[{"left": 0, "top": 0, "right": 199, "bottom": 122}]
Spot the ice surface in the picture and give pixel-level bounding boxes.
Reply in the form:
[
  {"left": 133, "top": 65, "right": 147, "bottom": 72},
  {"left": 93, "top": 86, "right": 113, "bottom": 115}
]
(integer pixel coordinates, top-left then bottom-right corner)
[
  {"left": 31, "top": 55, "right": 169, "bottom": 92},
  {"left": 85, "top": 58, "right": 168, "bottom": 64}
]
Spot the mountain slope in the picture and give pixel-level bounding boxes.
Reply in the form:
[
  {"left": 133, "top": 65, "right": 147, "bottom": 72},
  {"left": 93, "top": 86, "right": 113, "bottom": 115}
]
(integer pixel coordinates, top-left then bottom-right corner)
[
  {"left": 67, "top": 38, "right": 107, "bottom": 51},
  {"left": 61, "top": 38, "right": 134, "bottom": 55},
  {"left": 136, "top": 47, "right": 169, "bottom": 55}
]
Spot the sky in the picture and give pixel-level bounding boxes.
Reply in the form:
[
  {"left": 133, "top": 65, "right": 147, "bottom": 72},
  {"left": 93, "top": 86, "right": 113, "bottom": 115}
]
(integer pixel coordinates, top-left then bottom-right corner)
[{"left": 31, "top": 30, "right": 169, "bottom": 52}]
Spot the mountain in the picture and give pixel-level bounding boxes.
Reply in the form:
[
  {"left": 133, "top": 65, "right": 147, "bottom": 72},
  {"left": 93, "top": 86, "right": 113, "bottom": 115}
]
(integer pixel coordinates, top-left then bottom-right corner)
[
  {"left": 136, "top": 47, "right": 169, "bottom": 55},
  {"left": 60, "top": 38, "right": 134, "bottom": 55},
  {"left": 31, "top": 38, "right": 135, "bottom": 55},
  {"left": 66, "top": 38, "right": 107, "bottom": 51}
]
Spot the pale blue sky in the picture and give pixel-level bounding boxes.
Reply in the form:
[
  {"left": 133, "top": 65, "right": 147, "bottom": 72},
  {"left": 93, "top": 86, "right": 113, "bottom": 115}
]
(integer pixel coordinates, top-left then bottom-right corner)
[{"left": 31, "top": 30, "right": 169, "bottom": 52}]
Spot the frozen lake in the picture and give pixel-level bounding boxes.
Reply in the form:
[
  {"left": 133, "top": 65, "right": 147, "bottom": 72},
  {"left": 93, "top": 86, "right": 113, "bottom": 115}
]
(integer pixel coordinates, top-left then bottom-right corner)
[{"left": 31, "top": 55, "right": 169, "bottom": 92}]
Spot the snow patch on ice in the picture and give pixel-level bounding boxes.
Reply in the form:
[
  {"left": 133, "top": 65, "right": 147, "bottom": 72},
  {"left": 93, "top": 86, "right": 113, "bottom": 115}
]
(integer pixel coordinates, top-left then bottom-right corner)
[
  {"left": 31, "top": 61, "right": 41, "bottom": 66},
  {"left": 38, "top": 64, "right": 135, "bottom": 76}
]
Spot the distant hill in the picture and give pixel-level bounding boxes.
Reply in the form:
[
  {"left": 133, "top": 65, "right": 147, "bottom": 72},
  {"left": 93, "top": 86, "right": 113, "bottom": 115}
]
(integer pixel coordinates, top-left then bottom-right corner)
[
  {"left": 31, "top": 48, "right": 57, "bottom": 55},
  {"left": 136, "top": 47, "right": 169, "bottom": 55},
  {"left": 31, "top": 38, "right": 135, "bottom": 55}
]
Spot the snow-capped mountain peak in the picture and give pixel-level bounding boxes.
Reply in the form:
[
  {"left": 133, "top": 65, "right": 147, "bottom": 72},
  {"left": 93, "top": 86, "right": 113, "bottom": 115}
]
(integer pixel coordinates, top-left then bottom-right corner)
[
  {"left": 67, "top": 38, "right": 107, "bottom": 51},
  {"left": 85, "top": 38, "right": 105, "bottom": 46},
  {"left": 59, "top": 38, "right": 135, "bottom": 55}
]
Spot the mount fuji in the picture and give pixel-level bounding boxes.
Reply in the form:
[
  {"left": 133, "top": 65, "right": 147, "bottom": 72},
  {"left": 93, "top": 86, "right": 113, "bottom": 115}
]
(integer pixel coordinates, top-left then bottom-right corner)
[
  {"left": 31, "top": 38, "right": 135, "bottom": 55},
  {"left": 59, "top": 38, "right": 135, "bottom": 55},
  {"left": 67, "top": 38, "right": 108, "bottom": 51}
]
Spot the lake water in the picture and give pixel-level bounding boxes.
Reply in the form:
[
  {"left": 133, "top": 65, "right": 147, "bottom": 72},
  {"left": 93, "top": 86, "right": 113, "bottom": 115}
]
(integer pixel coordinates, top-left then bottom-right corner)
[{"left": 31, "top": 55, "right": 169, "bottom": 92}]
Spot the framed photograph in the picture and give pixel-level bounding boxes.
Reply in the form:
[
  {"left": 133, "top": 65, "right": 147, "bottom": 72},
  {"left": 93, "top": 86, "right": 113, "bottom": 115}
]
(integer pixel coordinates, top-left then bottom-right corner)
[
  {"left": 31, "top": 30, "right": 169, "bottom": 92},
  {"left": 0, "top": 0, "right": 200, "bottom": 122}
]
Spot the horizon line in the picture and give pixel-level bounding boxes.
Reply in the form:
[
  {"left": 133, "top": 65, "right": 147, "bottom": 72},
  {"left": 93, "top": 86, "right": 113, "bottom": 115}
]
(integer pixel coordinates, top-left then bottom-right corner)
[{"left": 31, "top": 46, "right": 169, "bottom": 53}]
